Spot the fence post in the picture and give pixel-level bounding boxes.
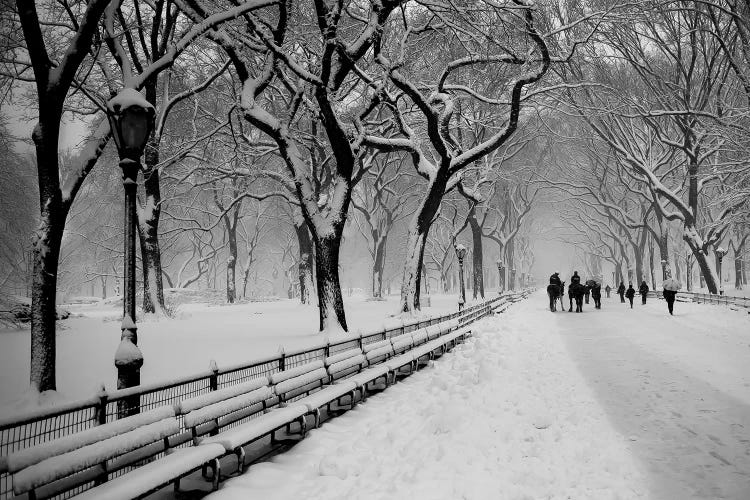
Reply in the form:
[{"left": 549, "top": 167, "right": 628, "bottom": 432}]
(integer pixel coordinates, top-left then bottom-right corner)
[
  {"left": 209, "top": 360, "right": 219, "bottom": 391},
  {"left": 278, "top": 346, "right": 286, "bottom": 372},
  {"left": 96, "top": 387, "right": 108, "bottom": 425}
]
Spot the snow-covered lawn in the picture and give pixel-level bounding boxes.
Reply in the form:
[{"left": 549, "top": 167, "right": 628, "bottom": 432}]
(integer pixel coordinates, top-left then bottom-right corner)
[
  {"left": 203, "top": 293, "right": 651, "bottom": 500},
  {"left": 0, "top": 293, "right": 467, "bottom": 416}
]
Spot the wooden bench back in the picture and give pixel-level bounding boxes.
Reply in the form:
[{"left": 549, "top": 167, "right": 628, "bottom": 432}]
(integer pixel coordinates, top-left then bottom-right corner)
[
  {"left": 178, "top": 377, "right": 273, "bottom": 439},
  {"left": 325, "top": 348, "right": 365, "bottom": 381},
  {"left": 363, "top": 339, "right": 393, "bottom": 365},
  {"left": 9, "top": 406, "right": 178, "bottom": 498},
  {"left": 271, "top": 360, "right": 328, "bottom": 403}
]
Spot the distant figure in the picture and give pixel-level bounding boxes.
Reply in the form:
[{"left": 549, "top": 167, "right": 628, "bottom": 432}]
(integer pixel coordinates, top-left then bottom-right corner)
[
  {"left": 570, "top": 271, "right": 581, "bottom": 285},
  {"left": 663, "top": 288, "right": 677, "bottom": 315},
  {"left": 625, "top": 283, "right": 636, "bottom": 308},
  {"left": 617, "top": 281, "right": 626, "bottom": 303},
  {"left": 639, "top": 281, "right": 649, "bottom": 305},
  {"left": 604, "top": 284, "right": 612, "bottom": 298},
  {"left": 591, "top": 282, "right": 602, "bottom": 309}
]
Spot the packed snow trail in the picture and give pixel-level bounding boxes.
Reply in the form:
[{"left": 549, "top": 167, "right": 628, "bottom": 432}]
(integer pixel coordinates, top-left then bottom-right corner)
[
  {"left": 555, "top": 291, "right": 750, "bottom": 499},
  {"left": 203, "top": 294, "right": 648, "bottom": 500}
]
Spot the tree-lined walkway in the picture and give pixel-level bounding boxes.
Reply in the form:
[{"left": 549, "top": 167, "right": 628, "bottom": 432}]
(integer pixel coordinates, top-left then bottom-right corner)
[{"left": 556, "top": 294, "right": 750, "bottom": 499}]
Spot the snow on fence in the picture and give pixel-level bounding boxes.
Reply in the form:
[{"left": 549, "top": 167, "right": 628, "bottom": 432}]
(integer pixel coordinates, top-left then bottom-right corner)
[{"left": 0, "top": 292, "right": 524, "bottom": 499}]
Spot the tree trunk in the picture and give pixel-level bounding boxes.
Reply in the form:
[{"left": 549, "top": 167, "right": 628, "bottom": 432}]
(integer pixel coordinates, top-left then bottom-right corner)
[
  {"left": 683, "top": 227, "right": 719, "bottom": 293},
  {"left": 30, "top": 207, "right": 63, "bottom": 392},
  {"left": 314, "top": 233, "right": 347, "bottom": 332},
  {"left": 226, "top": 229, "right": 237, "bottom": 303},
  {"left": 506, "top": 239, "right": 515, "bottom": 290},
  {"left": 468, "top": 213, "right": 484, "bottom": 299},
  {"left": 400, "top": 172, "right": 448, "bottom": 313},
  {"left": 294, "top": 220, "right": 314, "bottom": 304},
  {"left": 735, "top": 239, "right": 745, "bottom": 290},
  {"left": 372, "top": 234, "right": 387, "bottom": 298},
  {"left": 649, "top": 240, "right": 656, "bottom": 287},
  {"left": 139, "top": 82, "right": 166, "bottom": 315}
]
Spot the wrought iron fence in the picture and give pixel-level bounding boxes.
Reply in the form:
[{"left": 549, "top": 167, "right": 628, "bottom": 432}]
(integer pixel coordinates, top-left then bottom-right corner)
[
  {"left": 654, "top": 290, "right": 750, "bottom": 309},
  {"left": 0, "top": 291, "right": 524, "bottom": 499}
]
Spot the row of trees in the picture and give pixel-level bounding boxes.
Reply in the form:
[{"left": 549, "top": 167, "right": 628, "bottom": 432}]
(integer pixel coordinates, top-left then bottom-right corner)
[
  {"left": 2, "top": 0, "right": 581, "bottom": 393},
  {"left": 544, "top": 1, "right": 749, "bottom": 292},
  {"left": 3, "top": 0, "right": 747, "bottom": 395}
]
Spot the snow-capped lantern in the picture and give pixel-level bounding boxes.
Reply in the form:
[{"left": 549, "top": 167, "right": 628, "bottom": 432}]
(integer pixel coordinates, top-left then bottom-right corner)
[
  {"left": 107, "top": 88, "right": 155, "bottom": 161},
  {"left": 455, "top": 244, "right": 467, "bottom": 262}
]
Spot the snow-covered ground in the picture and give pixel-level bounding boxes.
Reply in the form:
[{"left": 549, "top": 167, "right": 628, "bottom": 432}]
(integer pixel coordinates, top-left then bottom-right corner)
[
  {"left": 557, "top": 292, "right": 750, "bottom": 499},
  {"left": 0, "top": 293, "right": 469, "bottom": 416},
  {"left": 200, "top": 291, "right": 750, "bottom": 500}
]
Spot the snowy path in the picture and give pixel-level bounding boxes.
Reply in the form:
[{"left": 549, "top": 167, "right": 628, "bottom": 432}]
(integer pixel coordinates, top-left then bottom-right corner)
[
  {"left": 204, "top": 294, "right": 650, "bottom": 500},
  {"left": 556, "top": 292, "right": 750, "bottom": 500}
]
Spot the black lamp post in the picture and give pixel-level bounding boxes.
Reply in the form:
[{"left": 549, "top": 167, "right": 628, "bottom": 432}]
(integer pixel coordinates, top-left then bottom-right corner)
[
  {"left": 456, "top": 244, "right": 467, "bottom": 310},
  {"left": 716, "top": 247, "right": 726, "bottom": 295},
  {"left": 107, "top": 89, "right": 154, "bottom": 415}
]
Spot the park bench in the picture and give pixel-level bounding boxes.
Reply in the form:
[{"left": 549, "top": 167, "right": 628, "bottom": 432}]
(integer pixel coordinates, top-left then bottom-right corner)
[
  {"left": 6, "top": 405, "right": 224, "bottom": 500},
  {"left": 4, "top": 312, "right": 488, "bottom": 500},
  {"left": 358, "top": 338, "right": 395, "bottom": 386}
]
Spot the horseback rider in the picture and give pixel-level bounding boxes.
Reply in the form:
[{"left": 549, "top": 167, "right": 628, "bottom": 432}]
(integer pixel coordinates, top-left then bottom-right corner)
[
  {"left": 549, "top": 272, "right": 562, "bottom": 286},
  {"left": 570, "top": 271, "right": 581, "bottom": 285}
]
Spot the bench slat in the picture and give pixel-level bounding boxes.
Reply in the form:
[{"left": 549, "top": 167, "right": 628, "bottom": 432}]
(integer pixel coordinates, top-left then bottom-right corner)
[
  {"left": 184, "top": 386, "right": 273, "bottom": 429},
  {"left": 274, "top": 367, "right": 328, "bottom": 396},
  {"left": 14, "top": 418, "right": 179, "bottom": 495},
  {"left": 178, "top": 377, "right": 268, "bottom": 414},
  {"left": 7, "top": 406, "right": 175, "bottom": 473},
  {"left": 270, "top": 360, "right": 324, "bottom": 385}
]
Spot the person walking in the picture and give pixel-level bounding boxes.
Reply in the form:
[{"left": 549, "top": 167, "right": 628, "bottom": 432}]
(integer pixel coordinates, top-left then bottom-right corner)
[
  {"left": 625, "top": 282, "right": 636, "bottom": 308},
  {"left": 663, "top": 289, "right": 677, "bottom": 315},
  {"left": 639, "top": 281, "right": 649, "bottom": 305},
  {"left": 591, "top": 282, "right": 602, "bottom": 309},
  {"left": 662, "top": 276, "right": 681, "bottom": 316},
  {"left": 617, "top": 281, "right": 626, "bottom": 303},
  {"left": 605, "top": 284, "right": 611, "bottom": 298}
]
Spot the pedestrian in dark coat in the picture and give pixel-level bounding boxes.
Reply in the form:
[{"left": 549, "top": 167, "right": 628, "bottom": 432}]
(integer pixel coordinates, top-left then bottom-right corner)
[
  {"left": 617, "top": 282, "right": 626, "bottom": 303},
  {"left": 625, "top": 283, "right": 636, "bottom": 308},
  {"left": 663, "top": 289, "right": 677, "bottom": 315},
  {"left": 591, "top": 283, "right": 602, "bottom": 309},
  {"left": 605, "top": 285, "right": 611, "bottom": 298},
  {"left": 639, "top": 281, "right": 649, "bottom": 304}
]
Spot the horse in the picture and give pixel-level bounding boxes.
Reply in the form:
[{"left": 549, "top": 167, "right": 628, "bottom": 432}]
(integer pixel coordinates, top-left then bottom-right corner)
[
  {"left": 547, "top": 283, "right": 560, "bottom": 311},
  {"left": 546, "top": 281, "right": 566, "bottom": 312},
  {"left": 568, "top": 282, "right": 586, "bottom": 312}
]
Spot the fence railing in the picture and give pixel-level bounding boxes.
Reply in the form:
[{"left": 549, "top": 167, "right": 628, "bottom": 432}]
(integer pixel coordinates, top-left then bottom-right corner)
[
  {"left": 0, "top": 290, "right": 529, "bottom": 499},
  {"left": 654, "top": 290, "right": 750, "bottom": 309}
]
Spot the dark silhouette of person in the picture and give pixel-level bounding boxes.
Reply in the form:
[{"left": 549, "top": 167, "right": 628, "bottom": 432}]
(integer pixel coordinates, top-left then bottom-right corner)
[
  {"left": 663, "top": 289, "right": 677, "bottom": 315},
  {"left": 617, "top": 281, "right": 626, "bottom": 303},
  {"left": 639, "top": 281, "right": 649, "bottom": 305},
  {"left": 605, "top": 284, "right": 611, "bottom": 298},
  {"left": 625, "top": 283, "right": 636, "bottom": 308}
]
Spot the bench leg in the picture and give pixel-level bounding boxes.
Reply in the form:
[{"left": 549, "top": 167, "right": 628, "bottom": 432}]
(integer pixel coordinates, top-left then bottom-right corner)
[
  {"left": 211, "top": 458, "right": 221, "bottom": 491},
  {"left": 314, "top": 407, "right": 321, "bottom": 428},
  {"left": 236, "top": 446, "right": 246, "bottom": 474},
  {"left": 299, "top": 415, "right": 307, "bottom": 438}
]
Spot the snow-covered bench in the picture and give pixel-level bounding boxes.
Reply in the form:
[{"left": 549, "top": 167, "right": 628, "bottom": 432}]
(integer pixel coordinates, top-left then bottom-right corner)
[
  {"left": 6, "top": 405, "right": 223, "bottom": 500},
  {"left": 178, "top": 377, "right": 274, "bottom": 444}
]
